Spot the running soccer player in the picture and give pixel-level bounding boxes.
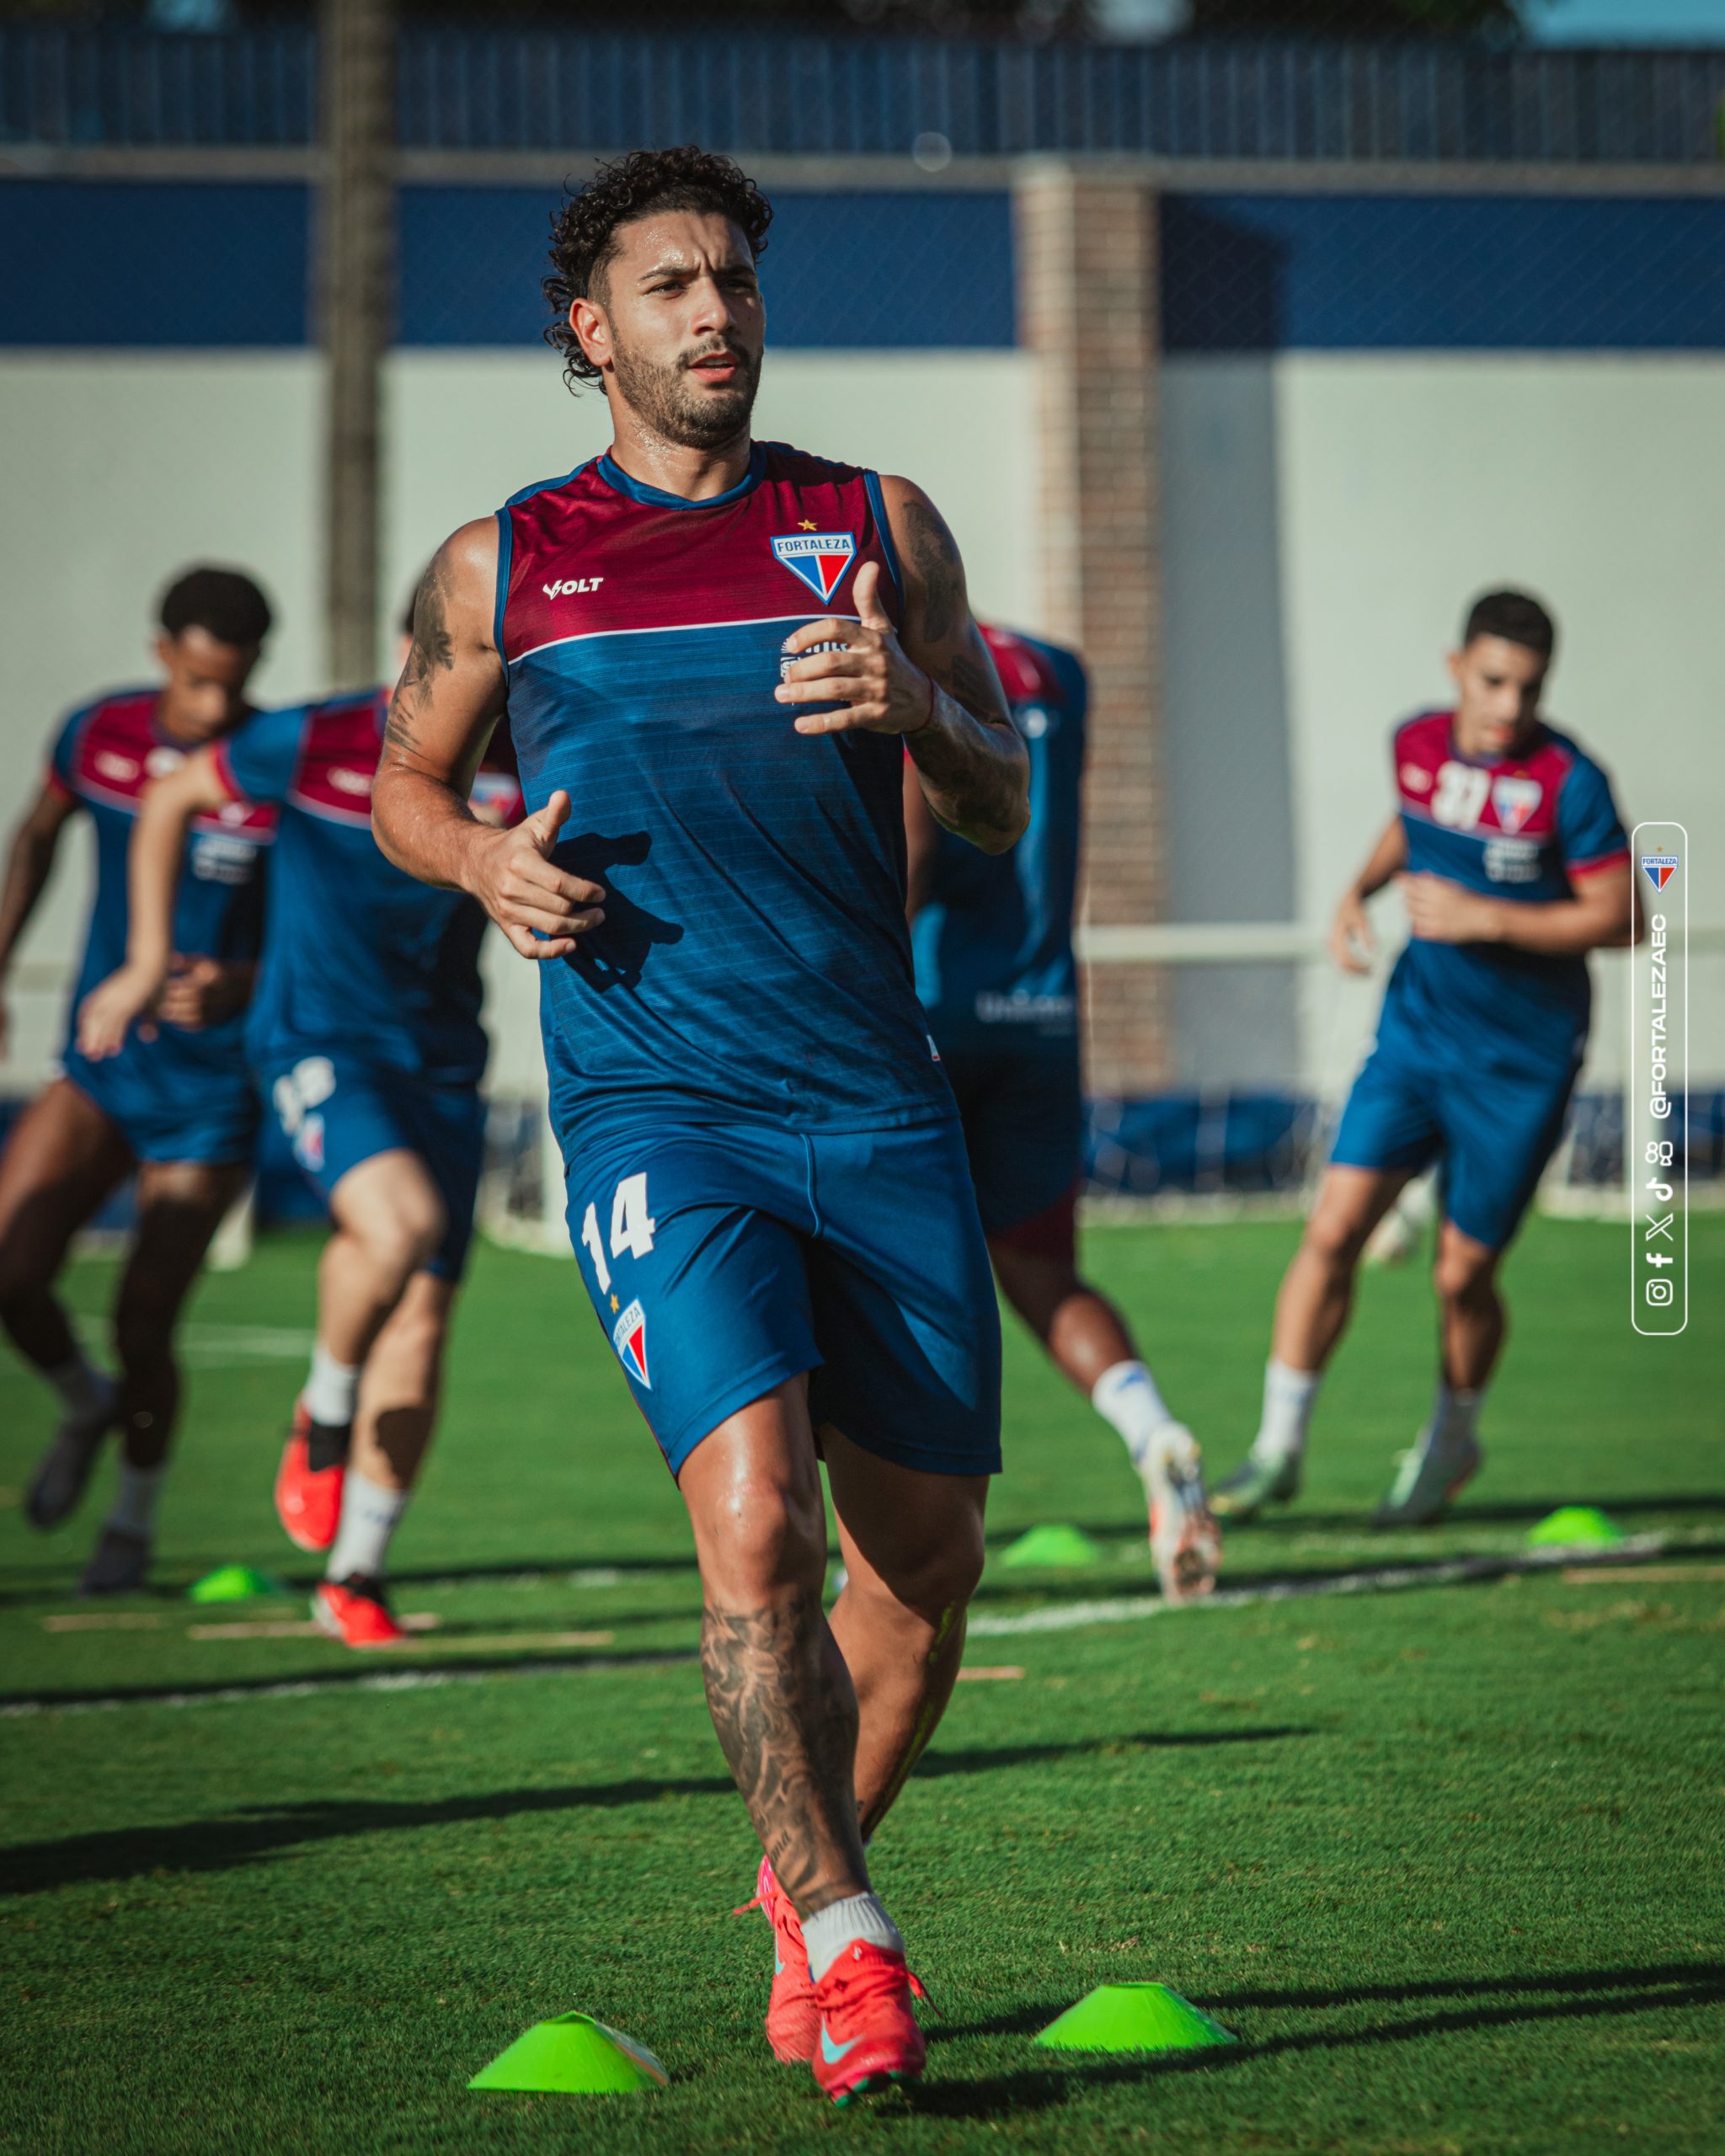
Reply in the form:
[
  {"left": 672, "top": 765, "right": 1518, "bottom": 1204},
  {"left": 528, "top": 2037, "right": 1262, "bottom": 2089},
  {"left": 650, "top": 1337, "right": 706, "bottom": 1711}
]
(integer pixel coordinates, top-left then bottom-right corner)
[
  {"left": 1213, "top": 590, "right": 1633, "bottom": 1526},
  {"left": 77, "top": 600, "right": 522, "bottom": 1649},
  {"left": 0, "top": 567, "right": 275, "bottom": 1593},
  {"left": 369, "top": 147, "right": 1028, "bottom": 2103},
  {"left": 905, "top": 623, "right": 1219, "bottom": 1599}
]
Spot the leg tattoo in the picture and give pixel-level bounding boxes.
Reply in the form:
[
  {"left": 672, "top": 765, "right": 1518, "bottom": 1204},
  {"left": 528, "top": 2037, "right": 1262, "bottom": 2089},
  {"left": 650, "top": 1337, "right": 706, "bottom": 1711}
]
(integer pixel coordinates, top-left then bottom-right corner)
[{"left": 699, "top": 1591, "right": 867, "bottom": 1914}]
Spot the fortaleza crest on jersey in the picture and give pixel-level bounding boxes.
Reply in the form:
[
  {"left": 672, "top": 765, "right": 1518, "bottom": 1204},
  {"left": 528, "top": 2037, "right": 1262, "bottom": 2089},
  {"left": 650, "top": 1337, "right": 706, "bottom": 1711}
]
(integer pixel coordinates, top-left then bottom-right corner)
[
  {"left": 1640, "top": 853, "right": 1679, "bottom": 893},
  {"left": 772, "top": 531, "right": 856, "bottom": 605},
  {"left": 611, "top": 1298, "right": 650, "bottom": 1389},
  {"left": 1493, "top": 776, "right": 1542, "bottom": 835}
]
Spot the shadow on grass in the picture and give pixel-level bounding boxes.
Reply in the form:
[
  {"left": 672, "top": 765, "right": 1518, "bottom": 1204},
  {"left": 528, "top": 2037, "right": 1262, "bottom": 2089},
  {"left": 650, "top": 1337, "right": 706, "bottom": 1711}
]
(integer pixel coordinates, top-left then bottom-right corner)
[
  {"left": 914, "top": 1961, "right": 1725, "bottom": 2119},
  {"left": 0, "top": 1726, "right": 1307, "bottom": 1897}
]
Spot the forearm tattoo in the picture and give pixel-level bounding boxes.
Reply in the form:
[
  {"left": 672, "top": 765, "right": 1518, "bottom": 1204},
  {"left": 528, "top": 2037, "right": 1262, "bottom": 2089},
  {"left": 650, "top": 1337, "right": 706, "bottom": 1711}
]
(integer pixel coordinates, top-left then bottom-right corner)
[{"left": 700, "top": 1592, "right": 862, "bottom": 1910}]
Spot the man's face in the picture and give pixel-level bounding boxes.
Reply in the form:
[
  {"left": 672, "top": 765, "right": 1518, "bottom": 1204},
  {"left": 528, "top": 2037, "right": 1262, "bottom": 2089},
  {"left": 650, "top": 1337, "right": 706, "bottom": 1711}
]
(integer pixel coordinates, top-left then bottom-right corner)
[
  {"left": 576, "top": 210, "right": 765, "bottom": 450},
  {"left": 152, "top": 625, "right": 259, "bottom": 742},
  {"left": 1447, "top": 633, "right": 1547, "bottom": 759}
]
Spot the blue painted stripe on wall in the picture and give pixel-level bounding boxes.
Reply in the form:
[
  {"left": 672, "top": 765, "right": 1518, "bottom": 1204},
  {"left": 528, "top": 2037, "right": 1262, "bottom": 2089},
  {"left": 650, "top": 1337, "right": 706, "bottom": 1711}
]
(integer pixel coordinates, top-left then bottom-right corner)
[
  {"left": 1162, "top": 193, "right": 1725, "bottom": 351},
  {"left": 396, "top": 186, "right": 1015, "bottom": 350},
  {"left": 0, "top": 179, "right": 1012, "bottom": 349},
  {"left": 0, "top": 180, "right": 308, "bottom": 347}
]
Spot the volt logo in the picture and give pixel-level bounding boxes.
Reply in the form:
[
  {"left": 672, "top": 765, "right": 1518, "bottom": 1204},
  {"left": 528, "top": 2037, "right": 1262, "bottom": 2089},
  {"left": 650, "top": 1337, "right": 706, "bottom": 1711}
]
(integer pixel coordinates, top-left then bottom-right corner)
[
  {"left": 543, "top": 576, "right": 604, "bottom": 599},
  {"left": 772, "top": 531, "right": 855, "bottom": 604}
]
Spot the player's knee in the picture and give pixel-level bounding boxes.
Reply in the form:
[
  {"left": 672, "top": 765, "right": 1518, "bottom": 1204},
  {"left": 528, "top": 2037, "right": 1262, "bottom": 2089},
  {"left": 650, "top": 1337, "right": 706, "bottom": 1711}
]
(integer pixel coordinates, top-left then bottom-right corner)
[
  {"left": 362, "top": 1196, "right": 446, "bottom": 1282},
  {"left": 708, "top": 1476, "right": 828, "bottom": 1601},
  {"left": 114, "top": 1297, "right": 175, "bottom": 1373},
  {"left": 870, "top": 1503, "right": 987, "bottom": 1621},
  {"left": 1302, "top": 1209, "right": 1371, "bottom": 1275},
  {"left": 1433, "top": 1243, "right": 1498, "bottom": 1305}
]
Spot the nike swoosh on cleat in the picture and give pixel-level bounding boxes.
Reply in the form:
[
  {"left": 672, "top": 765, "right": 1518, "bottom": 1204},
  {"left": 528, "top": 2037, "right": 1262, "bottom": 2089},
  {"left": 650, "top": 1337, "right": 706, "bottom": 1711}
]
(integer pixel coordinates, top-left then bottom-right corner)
[{"left": 820, "top": 2025, "right": 860, "bottom": 2064}]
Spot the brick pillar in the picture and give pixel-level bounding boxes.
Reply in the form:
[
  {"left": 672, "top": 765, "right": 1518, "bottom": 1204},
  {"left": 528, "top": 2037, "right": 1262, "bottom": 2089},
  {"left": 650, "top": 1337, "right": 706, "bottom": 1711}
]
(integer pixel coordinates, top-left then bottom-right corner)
[{"left": 1015, "top": 164, "right": 1169, "bottom": 1096}]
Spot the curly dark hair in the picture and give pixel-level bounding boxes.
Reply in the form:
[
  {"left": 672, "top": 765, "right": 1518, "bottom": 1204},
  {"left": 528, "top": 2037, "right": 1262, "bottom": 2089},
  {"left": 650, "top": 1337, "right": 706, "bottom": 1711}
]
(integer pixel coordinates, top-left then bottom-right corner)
[
  {"left": 543, "top": 146, "right": 773, "bottom": 391},
  {"left": 158, "top": 565, "right": 273, "bottom": 649}
]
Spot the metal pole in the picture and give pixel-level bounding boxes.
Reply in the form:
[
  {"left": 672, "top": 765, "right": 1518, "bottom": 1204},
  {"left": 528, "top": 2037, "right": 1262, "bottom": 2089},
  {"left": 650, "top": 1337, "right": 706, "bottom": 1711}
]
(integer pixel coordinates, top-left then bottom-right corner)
[{"left": 318, "top": 0, "right": 396, "bottom": 691}]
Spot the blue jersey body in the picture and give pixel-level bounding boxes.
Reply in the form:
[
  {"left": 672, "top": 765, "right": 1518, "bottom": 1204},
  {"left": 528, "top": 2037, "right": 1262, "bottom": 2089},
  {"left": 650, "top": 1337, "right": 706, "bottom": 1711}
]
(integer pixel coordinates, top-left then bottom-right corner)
[
  {"left": 52, "top": 687, "right": 272, "bottom": 1046},
  {"left": 495, "top": 444, "right": 952, "bottom": 1153},
  {"left": 219, "top": 690, "right": 519, "bottom": 1086},
  {"left": 49, "top": 688, "right": 273, "bottom": 1162},
  {"left": 1377, "top": 709, "right": 1629, "bottom": 1076},
  {"left": 912, "top": 624, "right": 1085, "bottom": 1056}
]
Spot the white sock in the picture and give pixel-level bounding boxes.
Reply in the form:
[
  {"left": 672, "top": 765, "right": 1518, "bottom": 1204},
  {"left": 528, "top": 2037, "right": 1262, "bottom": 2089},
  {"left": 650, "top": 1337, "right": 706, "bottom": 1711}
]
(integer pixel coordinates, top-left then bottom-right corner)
[
  {"left": 1252, "top": 1359, "right": 1322, "bottom": 1466},
  {"left": 1429, "top": 1383, "right": 1484, "bottom": 1448},
  {"left": 108, "top": 1462, "right": 163, "bottom": 1540},
  {"left": 301, "top": 1345, "right": 360, "bottom": 1428},
  {"left": 49, "top": 1353, "right": 111, "bottom": 1422},
  {"left": 1091, "top": 1358, "right": 1177, "bottom": 1472},
  {"left": 801, "top": 1892, "right": 904, "bottom": 1984},
  {"left": 325, "top": 1470, "right": 409, "bottom": 1583}
]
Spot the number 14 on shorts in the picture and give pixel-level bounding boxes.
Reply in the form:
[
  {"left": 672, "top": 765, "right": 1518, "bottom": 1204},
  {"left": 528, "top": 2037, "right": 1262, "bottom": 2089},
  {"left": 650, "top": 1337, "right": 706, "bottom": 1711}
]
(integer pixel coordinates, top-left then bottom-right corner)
[{"left": 579, "top": 1172, "right": 658, "bottom": 1295}]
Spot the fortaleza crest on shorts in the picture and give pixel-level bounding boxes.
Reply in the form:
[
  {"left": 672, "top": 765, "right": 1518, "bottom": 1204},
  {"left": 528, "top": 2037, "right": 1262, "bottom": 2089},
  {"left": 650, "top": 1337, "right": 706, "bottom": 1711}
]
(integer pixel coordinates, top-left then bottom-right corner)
[
  {"left": 772, "top": 531, "right": 856, "bottom": 605},
  {"left": 1492, "top": 776, "right": 1542, "bottom": 835},
  {"left": 1640, "top": 853, "right": 1679, "bottom": 892},
  {"left": 611, "top": 1298, "right": 650, "bottom": 1389}
]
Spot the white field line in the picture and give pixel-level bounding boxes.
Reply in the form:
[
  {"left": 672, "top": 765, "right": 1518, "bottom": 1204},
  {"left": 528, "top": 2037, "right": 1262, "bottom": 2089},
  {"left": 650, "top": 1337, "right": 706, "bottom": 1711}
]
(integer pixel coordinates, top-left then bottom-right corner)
[
  {"left": 966, "top": 1534, "right": 1670, "bottom": 1636},
  {"left": 0, "top": 1535, "right": 1676, "bottom": 1720}
]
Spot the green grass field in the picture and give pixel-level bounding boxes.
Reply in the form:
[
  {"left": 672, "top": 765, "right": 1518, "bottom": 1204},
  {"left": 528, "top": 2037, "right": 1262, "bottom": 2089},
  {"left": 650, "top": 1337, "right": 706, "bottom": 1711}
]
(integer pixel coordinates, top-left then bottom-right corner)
[{"left": 2, "top": 1214, "right": 1721, "bottom": 2155}]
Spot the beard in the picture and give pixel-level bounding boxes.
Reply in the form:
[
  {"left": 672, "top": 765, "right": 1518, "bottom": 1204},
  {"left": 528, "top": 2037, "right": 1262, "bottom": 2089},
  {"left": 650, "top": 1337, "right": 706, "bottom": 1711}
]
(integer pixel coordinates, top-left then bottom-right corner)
[{"left": 610, "top": 334, "right": 761, "bottom": 450}]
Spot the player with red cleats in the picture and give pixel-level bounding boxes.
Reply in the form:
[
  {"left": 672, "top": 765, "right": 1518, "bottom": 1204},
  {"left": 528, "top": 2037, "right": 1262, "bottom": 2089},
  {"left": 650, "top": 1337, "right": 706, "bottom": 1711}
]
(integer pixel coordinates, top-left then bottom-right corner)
[
  {"left": 810, "top": 1940, "right": 929, "bottom": 2105},
  {"left": 274, "top": 1402, "right": 344, "bottom": 1552},
  {"left": 312, "top": 1574, "right": 407, "bottom": 1650},
  {"left": 374, "top": 148, "right": 1026, "bottom": 2100}
]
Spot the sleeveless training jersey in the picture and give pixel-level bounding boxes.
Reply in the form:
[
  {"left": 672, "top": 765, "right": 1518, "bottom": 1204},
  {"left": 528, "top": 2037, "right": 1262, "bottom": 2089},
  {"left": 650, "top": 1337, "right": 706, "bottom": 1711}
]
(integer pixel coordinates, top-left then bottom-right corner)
[
  {"left": 48, "top": 686, "right": 274, "bottom": 1091},
  {"left": 216, "top": 689, "right": 522, "bottom": 1086},
  {"left": 913, "top": 625, "right": 1085, "bottom": 1055},
  {"left": 496, "top": 441, "right": 953, "bottom": 1150},
  {"left": 1380, "top": 708, "right": 1628, "bottom": 1075}
]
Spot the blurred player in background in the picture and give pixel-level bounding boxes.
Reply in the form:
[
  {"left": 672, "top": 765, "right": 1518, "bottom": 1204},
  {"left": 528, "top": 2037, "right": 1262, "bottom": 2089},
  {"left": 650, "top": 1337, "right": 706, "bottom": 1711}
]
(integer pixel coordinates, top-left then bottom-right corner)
[
  {"left": 0, "top": 567, "right": 275, "bottom": 1592},
  {"left": 79, "top": 597, "right": 522, "bottom": 1648},
  {"left": 1215, "top": 590, "right": 1633, "bottom": 1526},
  {"left": 905, "top": 623, "right": 1220, "bottom": 1600},
  {"left": 371, "top": 147, "right": 1027, "bottom": 2103}
]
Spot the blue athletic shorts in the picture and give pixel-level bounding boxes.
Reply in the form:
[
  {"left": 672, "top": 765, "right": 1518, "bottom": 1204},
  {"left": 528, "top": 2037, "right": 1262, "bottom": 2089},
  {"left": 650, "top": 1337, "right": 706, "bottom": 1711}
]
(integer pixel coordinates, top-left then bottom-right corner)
[
  {"left": 61, "top": 1036, "right": 258, "bottom": 1166},
  {"left": 937, "top": 1040, "right": 1083, "bottom": 1246},
  {"left": 1329, "top": 1040, "right": 1580, "bottom": 1251},
  {"left": 259, "top": 1052, "right": 485, "bottom": 1281},
  {"left": 563, "top": 1116, "right": 1001, "bottom": 1480}
]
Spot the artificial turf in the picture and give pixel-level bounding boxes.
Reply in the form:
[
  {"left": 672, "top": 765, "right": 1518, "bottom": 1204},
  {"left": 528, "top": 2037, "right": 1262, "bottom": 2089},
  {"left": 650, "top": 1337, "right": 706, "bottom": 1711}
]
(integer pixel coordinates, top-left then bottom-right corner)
[{"left": 1, "top": 1214, "right": 1721, "bottom": 2154}]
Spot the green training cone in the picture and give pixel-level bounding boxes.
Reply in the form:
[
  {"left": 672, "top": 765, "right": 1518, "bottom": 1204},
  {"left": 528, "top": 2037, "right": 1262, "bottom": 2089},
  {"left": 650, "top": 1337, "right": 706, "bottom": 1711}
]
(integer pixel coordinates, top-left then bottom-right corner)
[
  {"left": 187, "top": 1564, "right": 288, "bottom": 1604},
  {"left": 1035, "top": 1983, "right": 1237, "bottom": 2054},
  {"left": 467, "top": 2012, "right": 669, "bottom": 2095},
  {"left": 1526, "top": 1506, "right": 1625, "bottom": 1551},
  {"left": 1000, "top": 1523, "right": 1103, "bottom": 1570}
]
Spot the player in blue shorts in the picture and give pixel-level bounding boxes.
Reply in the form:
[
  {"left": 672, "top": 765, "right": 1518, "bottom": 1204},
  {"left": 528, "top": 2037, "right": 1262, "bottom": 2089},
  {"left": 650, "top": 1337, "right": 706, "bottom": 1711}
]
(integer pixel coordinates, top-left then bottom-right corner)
[
  {"left": 905, "top": 622, "right": 1220, "bottom": 1601},
  {"left": 79, "top": 596, "right": 522, "bottom": 1648},
  {"left": 1214, "top": 590, "right": 1634, "bottom": 1525},
  {"left": 370, "top": 148, "right": 1029, "bottom": 2101},
  {"left": 0, "top": 567, "right": 275, "bottom": 1593}
]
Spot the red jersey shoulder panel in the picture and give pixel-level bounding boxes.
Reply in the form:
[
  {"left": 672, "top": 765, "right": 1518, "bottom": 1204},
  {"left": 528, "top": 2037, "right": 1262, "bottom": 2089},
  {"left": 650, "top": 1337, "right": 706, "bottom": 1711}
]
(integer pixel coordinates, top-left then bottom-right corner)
[
  {"left": 498, "top": 442, "right": 900, "bottom": 665},
  {"left": 70, "top": 692, "right": 275, "bottom": 838},
  {"left": 980, "top": 625, "right": 1063, "bottom": 706}
]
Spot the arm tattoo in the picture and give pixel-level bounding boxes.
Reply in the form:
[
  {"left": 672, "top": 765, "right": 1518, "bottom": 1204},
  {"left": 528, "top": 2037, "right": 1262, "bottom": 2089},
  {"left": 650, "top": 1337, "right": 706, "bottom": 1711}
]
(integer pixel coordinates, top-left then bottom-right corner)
[
  {"left": 699, "top": 1593, "right": 863, "bottom": 1911},
  {"left": 902, "top": 499, "right": 964, "bottom": 646},
  {"left": 382, "top": 557, "right": 457, "bottom": 755}
]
